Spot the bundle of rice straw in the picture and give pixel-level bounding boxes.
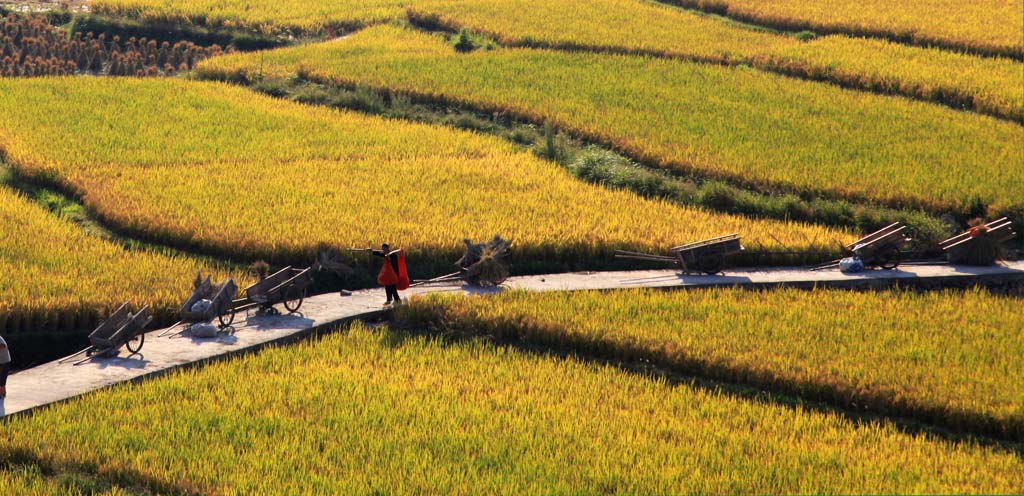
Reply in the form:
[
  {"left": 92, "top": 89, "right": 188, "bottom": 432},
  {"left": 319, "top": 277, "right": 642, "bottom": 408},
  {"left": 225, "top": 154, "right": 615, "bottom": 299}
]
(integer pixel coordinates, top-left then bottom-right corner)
[
  {"left": 953, "top": 224, "right": 1003, "bottom": 266},
  {"left": 459, "top": 235, "right": 512, "bottom": 286}
]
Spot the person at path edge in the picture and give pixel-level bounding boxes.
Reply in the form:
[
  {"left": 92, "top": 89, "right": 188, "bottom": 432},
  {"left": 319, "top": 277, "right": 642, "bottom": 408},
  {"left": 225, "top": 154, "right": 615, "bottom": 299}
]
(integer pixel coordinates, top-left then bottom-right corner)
[
  {"left": 0, "top": 335, "right": 10, "bottom": 398},
  {"left": 369, "top": 243, "right": 409, "bottom": 306}
]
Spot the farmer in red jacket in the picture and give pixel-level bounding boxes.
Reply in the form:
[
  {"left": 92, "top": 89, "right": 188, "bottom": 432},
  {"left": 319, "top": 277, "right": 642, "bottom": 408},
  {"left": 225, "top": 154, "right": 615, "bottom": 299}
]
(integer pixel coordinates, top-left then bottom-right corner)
[{"left": 369, "top": 243, "right": 409, "bottom": 306}]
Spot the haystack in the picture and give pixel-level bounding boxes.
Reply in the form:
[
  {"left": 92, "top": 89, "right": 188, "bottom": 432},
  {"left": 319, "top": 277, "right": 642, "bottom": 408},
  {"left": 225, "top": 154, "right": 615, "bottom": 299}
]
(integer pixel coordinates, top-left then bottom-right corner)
[{"left": 457, "top": 235, "right": 512, "bottom": 286}]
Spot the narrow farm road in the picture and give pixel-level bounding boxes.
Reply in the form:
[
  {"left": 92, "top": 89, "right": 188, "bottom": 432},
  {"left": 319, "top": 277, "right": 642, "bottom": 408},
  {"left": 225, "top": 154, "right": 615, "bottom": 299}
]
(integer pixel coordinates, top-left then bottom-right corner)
[{"left": 2, "top": 261, "right": 1022, "bottom": 418}]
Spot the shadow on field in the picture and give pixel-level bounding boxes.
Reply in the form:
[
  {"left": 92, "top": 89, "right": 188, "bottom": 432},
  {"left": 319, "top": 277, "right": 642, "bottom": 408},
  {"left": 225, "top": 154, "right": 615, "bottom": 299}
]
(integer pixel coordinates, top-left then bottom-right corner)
[{"left": 0, "top": 446, "right": 201, "bottom": 495}]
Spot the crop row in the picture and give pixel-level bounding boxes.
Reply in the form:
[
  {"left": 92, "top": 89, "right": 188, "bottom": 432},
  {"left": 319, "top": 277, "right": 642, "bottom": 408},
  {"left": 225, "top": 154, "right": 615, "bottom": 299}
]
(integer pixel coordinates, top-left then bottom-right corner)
[
  {"left": 2, "top": 323, "right": 1022, "bottom": 493},
  {"left": 0, "top": 77, "right": 845, "bottom": 271},
  {"left": 398, "top": 286, "right": 1024, "bottom": 441},
  {"left": 197, "top": 26, "right": 1024, "bottom": 214},
  {"left": 409, "top": 0, "right": 1023, "bottom": 122},
  {"left": 671, "top": 0, "right": 1023, "bottom": 59},
  {"left": 0, "top": 181, "right": 238, "bottom": 362}
]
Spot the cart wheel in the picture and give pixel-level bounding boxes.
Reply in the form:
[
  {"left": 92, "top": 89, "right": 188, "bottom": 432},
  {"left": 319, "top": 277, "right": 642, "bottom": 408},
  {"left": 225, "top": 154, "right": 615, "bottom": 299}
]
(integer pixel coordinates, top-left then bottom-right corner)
[
  {"left": 218, "top": 311, "right": 236, "bottom": 328},
  {"left": 284, "top": 287, "right": 305, "bottom": 313},
  {"left": 126, "top": 333, "right": 144, "bottom": 354},
  {"left": 691, "top": 255, "right": 725, "bottom": 275},
  {"left": 877, "top": 250, "right": 902, "bottom": 270}
]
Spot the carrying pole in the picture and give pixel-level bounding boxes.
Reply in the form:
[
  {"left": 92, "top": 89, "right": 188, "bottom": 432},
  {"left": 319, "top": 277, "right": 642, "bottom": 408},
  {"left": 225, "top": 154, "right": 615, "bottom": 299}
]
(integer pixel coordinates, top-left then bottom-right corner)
[
  {"left": 157, "top": 320, "right": 184, "bottom": 338},
  {"left": 57, "top": 346, "right": 93, "bottom": 364},
  {"left": 408, "top": 272, "right": 463, "bottom": 288}
]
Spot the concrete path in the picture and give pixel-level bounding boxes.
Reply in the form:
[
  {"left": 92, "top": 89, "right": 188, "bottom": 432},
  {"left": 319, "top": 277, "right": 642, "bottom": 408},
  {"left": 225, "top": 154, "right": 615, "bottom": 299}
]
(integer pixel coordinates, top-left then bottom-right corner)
[
  {"left": 499, "top": 261, "right": 1024, "bottom": 292},
  {"left": 3, "top": 261, "right": 1022, "bottom": 418}
]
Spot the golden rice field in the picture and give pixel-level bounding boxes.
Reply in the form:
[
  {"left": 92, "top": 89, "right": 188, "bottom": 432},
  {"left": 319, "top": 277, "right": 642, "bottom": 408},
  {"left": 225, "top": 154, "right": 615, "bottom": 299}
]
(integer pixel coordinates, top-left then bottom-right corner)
[
  {"left": 0, "top": 77, "right": 845, "bottom": 266},
  {"left": 410, "top": 0, "right": 791, "bottom": 60},
  {"left": 0, "top": 182, "right": 238, "bottom": 336},
  {"left": 0, "top": 1, "right": 1020, "bottom": 493},
  {"left": 762, "top": 35, "right": 1023, "bottom": 121},
  {"left": 410, "top": 0, "right": 1023, "bottom": 120},
  {"left": 197, "top": 26, "right": 1024, "bottom": 213},
  {"left": 88, "top": 0, "right": 1024, "bottom": 61},
  {"left": 399, "top": 287, "right": 1024, "bottom": 440},
  {"left": 1, "top": 324, "right": 1022, "bottom": 494},
  {"left": 0, "top": 463, "right": 132, "bottom": 495},
  {"left": 91, "top": 0, "right": 405, "bottom": 35},
  {"left": 674, "top": 0, "right": 1024, "bottom": 58},
  {"left": 85, "top": 0, "right": 1024, "bottom": 120},
  {"left": 0, "top": 468, "right": 129, "bottom": 495}
]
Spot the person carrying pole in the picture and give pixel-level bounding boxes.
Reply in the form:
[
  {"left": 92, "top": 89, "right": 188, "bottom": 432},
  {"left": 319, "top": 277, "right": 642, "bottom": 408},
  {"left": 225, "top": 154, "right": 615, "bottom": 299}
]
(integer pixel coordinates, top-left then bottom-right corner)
[
  {"left": 368, "top": 243, "right": 409, "bottom": 306},
  {"left": 0, "top": 335, "right": 10, "bottom": 398}
]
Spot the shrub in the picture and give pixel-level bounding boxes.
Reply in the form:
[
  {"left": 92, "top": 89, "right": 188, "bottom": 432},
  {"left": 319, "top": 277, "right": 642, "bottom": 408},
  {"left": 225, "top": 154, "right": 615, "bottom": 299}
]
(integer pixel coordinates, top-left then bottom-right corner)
[
  {"left": 794, "top": 30, "right": 817, "bottom": 42},
  {"left": 507, "top": 125, "right": 538, "bottom": 145},
  {"left": 697, "top": 181, "right": 738, "bottom": 211},
  {"left": 452, "top": 29, "right": 476, "bottom": 52}
]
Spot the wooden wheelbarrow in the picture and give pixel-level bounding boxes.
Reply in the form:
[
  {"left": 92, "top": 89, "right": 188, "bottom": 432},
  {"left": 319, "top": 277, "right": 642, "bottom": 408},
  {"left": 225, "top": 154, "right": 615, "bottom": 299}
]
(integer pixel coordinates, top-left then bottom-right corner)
[
  {"left": 811, "top": 222, "right": 911, "bottom": 271},
  {"left": 939, "top": 217, "right": 1017, "bottom": 265},
  {"left": 220, "top": 266, "right": 314, "bottom": 324},
  {"left": 59, "top": 303, "right": 152, "bottom": 365},
  {"left": 615, "top": 234, "right": 743, "bottom": 275},
  {"left": 158, "top": 277, "right": 238, "bottom": 337}
]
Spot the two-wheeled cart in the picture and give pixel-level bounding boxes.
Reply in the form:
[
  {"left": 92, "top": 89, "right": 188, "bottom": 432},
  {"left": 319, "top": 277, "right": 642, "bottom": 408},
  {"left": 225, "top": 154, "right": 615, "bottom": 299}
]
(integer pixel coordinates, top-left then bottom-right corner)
[
  {"left": 812, "top": 222, "right": 910, "bottom": 271},
  {"left": 939, "top": 217, "right": 1017, "bottom": 265},
  {"left": 158, "top": 277, "right": 238, "bottom": 336},
  {"left": 59, "top": 303, "right": 152, "bottom": 365},
  {"left": 615, "top": 234, "right": 743, "bottom": 275},
  {"left": 218, "top": 266, "right": 313, "bottom": 325}
]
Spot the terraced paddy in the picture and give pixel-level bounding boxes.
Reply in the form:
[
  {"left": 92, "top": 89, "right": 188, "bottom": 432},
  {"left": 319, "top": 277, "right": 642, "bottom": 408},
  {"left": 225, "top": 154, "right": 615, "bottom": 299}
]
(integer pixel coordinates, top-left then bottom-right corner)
[
  {"left": 198, "top": 26, "right": 1024, "bottom": 213},
  {"left": 410, "top": 0, "right": 1023, "bottom": 120},
  {"left": 0, "top": 2, "right": 1021, "bottom": 493},
  {"left": 1, "top": 324, "right": 1022, "bottom": 494},
  {"left": 90, "top": 0, "right": 406, "bottom": 34},
  {"left": 0, "top": 77, "right": 844, "bottom": 269},
  {"left": 671, "top": 0, "right": 1024, "bottom": 58},
  {"left": 0, "top": 179, "right": 239, "bottom": 362},
  {"left": 399, "top": 286, "right": 1024, "bottom": 440}
]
